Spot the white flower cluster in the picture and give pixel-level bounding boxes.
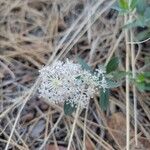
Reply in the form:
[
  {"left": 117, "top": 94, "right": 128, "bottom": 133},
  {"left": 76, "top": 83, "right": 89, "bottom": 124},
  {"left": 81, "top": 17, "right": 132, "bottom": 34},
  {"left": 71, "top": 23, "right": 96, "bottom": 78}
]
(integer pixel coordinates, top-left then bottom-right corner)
[
  {"left": 95, "top": 66, "right": 109, "bottom": 92},
  {"left": 38, "top": 60, "right": 97, "bottom": 108}
]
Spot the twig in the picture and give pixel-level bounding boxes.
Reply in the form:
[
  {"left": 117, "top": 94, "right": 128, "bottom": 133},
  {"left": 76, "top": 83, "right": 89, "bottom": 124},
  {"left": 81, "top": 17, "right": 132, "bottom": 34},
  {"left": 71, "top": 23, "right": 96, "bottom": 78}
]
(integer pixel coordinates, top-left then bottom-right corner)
[
  {"left": 130, "top": 30, "right": 138, "bottom": 146},
  {"left": 127, "top": 37, "right": 150, "bottom": 44},
  {"left": 39, "top": 112, "right": 64, "bottom": 150},
  {"left": 105, "top": 31, "right": 124, "bottom": 65},
  {"left": 83, "top": 103, "right": 89, "bottom": 150},
  {"left": 124, "top": 14, "right": 130, "bottom": 150},
  {"left": 4, "top": 78, "right": 40, "bottom": 150},
  {"left": 67, "top": 103, "right": 80, "bottom": 150}
]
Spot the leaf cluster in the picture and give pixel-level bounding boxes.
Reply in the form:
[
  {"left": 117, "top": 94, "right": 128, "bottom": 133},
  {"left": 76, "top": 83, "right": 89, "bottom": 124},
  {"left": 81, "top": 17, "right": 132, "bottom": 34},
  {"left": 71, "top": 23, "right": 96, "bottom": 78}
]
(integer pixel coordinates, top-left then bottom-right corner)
[{"left": 114, "top": 0, "right": 150, "bottom": 41}]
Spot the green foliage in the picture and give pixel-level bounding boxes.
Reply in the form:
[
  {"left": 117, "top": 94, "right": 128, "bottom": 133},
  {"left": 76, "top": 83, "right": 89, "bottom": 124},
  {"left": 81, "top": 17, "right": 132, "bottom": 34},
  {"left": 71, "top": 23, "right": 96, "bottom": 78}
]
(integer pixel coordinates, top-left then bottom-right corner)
[
  {"left": 144, "top": 83, "right": 150, "bottom": 91},
  {"left": 135, "top": 72, "right": 150, "bottom": 92},
  {"left": 77, "top": 57, "right": 93, "bottom": 73},
  {"left": 114, "top": 0, "right": 150, "bottom": 42},
  {"left": 64, "top": 56, "right": 149, "bottom": 115},
  {"left": 119, "top": 0, "right": 129, "bottom": 10},
  {"left": 123, "top": 18, "right": 145, "bottom": 29},
  {"left": 136, "top": 82, "right": 150, "bottom": 91},
  {"left": 64, "top": 101, "right": 76, "bottom": 115},
  {"left": 105, "top": 79, "right": 122, "bottom": 88},
  {"left": 114, "top": 0, "right": 138, "bottom": 13},
  {"left": 130, "top": 0, "right": 138, "bottom": 10},
  {"left": 99, "top": 89, "right": 109, "bottom": 111},
  {"left": 136, "top": 29, "right": 150, "bottom": 41},
  {"left": 143, "top": 72, "right": 150, "bottom": 78},
  {"left": 106, "top": 57, "right": 119, "bottom": 74},
  {"left": 98, "top": 57, "right": 120, "bottom": 111},
  {"left": 144, "top": 7, "right": 150, "bottom": 19},
  {"left": 110, "top": 71, "right": 131, "bottom": 80},
  {"left": 117, "top": 0, "right": 148, "bottom": 14},
  {"left": 136, "top": 0, "right": 147, "bottom": 15},
  {"left": 136, "top": 74, "right": 145, "bottom": 82}
]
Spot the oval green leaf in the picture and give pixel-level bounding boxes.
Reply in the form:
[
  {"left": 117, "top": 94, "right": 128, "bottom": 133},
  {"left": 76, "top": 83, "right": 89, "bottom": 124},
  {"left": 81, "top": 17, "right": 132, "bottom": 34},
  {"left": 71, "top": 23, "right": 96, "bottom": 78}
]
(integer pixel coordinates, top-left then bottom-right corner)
[
  {"left": 99, "top": 89, "right": 109, "bottom": 111},
  {"left": 106, "top": 57, "right": 119, "bottom": 74}
]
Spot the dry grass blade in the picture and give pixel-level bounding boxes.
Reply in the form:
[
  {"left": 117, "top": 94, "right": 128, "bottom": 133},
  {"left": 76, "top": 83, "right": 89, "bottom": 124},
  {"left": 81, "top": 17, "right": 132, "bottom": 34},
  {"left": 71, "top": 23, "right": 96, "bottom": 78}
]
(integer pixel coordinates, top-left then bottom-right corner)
[{"left": 0, "top": 0, "right": 150, "bottom": 149}]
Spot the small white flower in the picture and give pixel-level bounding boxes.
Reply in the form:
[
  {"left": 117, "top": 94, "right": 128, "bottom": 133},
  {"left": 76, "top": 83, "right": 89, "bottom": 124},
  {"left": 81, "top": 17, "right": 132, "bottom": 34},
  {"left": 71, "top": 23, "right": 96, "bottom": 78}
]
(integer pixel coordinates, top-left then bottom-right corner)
[
  {"left": 95, "top": 65, "right": 106, "bottom": 76},
  {"left": 99, "top": 75, "right": 108, "bottom": 92},
  {"left": 95, "top": 66, "right": 108, "bottom": 92},
  {"left": 38, "top": 60, "right": 96, "bottom": 108}
]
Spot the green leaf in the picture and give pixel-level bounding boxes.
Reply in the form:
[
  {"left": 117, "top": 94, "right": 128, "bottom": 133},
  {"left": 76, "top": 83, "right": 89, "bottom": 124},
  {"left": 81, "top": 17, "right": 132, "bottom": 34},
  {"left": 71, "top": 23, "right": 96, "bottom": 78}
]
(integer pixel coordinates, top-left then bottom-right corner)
[
  {"left": 64, "top": 101, "right": 76, "bottom": 115},
  {"left": 135, "top": 72, "right": 150, "bottom": 92},
  {"left": 144, "top": 83, "right": 150, "bottom": 91},
  {"left": 106, "top": 79, "right": 122, "bottom": 88},
  {"left": 77, "top": 57, "right": 93, "bottom": 73},
  {"left": 143, "top": 72, "right": 150, "bottom": 78},
  {"left": 106, "top": 57, "right": 119, "bottom": 74},
  {"left": 136, "top": 74, "right": 145, "bottom": 83},
  {"left": 110, "top": 71, "right": 129, "bottom": 80},
  {"left": 136, "top": 0, "right": 147, "bottom": 15},
  {"left": 123, "top": 18, "right": 146, "bottom": 29},
  {"left": 130, "top": 0, "right": 138, "bottom": 10},
  {"left": 136, "top": 82, "right": 145, "bottom": 92},
  {"left": 112, "top": 2, "right": 128, "bottom": 13},
  {"left": 99, "top": 89, "right": 109, "bottom": 111},
  {"left": 119, "top": 0, "right": 129, "bottom": 10},
  {"left": 136, "top": 29, "right": 150, "bottom": 41},
  {"left": 144, "top": 7, "right": 150, "bottom": 19},
  {"left": 136, "top": 82, "right": 150, "bottom": 91},
  {"left": 136, "top": 72, "right": 150, "bottom": 82}
]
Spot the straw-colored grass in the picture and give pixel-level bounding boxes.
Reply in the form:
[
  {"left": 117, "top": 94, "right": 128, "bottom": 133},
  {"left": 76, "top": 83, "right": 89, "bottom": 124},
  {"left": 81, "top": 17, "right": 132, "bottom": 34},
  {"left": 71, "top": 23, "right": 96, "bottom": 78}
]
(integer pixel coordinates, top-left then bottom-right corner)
[{"left": 0, "top": 0, "right": 150, "bottom": 150}]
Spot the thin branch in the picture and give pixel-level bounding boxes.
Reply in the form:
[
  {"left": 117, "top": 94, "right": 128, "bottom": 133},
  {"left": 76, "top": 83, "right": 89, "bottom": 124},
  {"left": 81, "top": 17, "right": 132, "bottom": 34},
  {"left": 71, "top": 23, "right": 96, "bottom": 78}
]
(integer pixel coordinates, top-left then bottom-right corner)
[{"left": 124, "top": 14, "right": 130, "bottom": 150}]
